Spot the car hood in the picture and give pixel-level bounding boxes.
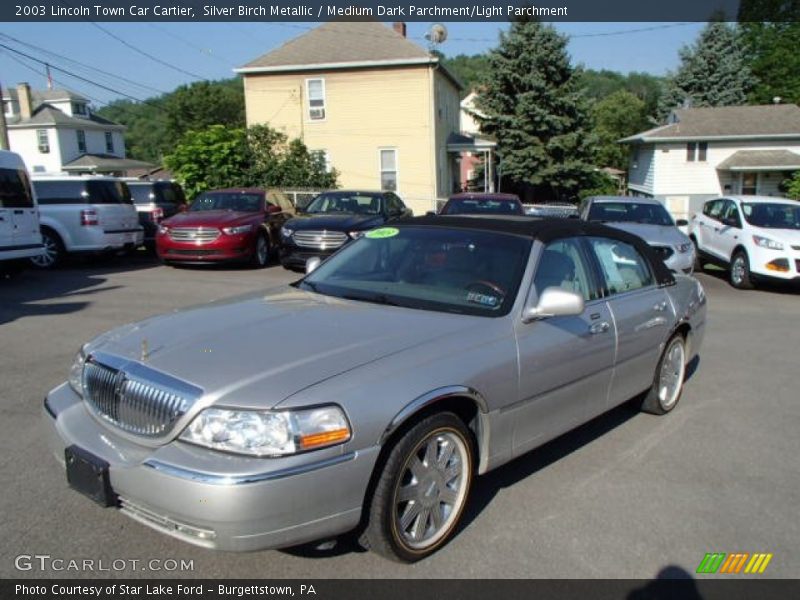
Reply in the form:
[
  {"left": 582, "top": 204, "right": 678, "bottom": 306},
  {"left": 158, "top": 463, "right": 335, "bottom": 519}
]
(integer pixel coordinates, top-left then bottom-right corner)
[
  {"left": 288, "top": 213, "right": 384, "bottom": 231},
  {"left": 163, "top": 210, "right": 257, "bottom": 228},
  {"left": 85, "top": 287, "right": 475, "bottom": 411},
  {"left": 603, "top": 222, "right": 689, "bottom": 246}
]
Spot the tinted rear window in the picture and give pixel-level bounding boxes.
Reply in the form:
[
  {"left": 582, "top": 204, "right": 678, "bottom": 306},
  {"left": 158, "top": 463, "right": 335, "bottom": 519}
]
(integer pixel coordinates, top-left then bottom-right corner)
[
  {"left": 86, "top": 180, "right": 133, "bottom": 205},
  {"left": 128, "top": 184, "right": 155, "bottom": 204},
  {"left": 0, "top": 168, "right": 34, "bottom": 208},
  {"left": 442, "top": 198, "right": 523, "bottom": 216},
  {"left": 33, "top": 180, "right": 89, "bottom": 205}
]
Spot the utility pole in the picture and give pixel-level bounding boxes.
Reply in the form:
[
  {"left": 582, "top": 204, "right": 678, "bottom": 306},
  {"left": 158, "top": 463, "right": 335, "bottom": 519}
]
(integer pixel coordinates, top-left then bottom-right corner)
[{"left": 0, "top": 82, "right": 10, "bottom": 150}]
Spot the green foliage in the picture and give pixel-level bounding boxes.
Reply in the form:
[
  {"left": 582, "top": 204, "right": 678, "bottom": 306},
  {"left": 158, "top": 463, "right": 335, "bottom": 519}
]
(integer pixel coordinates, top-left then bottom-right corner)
[
  {"left": 780, "top": 171, "right": 800, "bottom": 200},
  {"left": 476, "top": 20, "right": 596, "bottom": 202},
  {"left": 97, "top": 97, "right": 169, "bottom": 163},
  {"left": 441, "top": 54, "right": 491, "bottom": 95},
  {"left": 658, "top": 21, "right": 756, "bottom": 119},
  {"left": 164, "top": 124, "right": 338, "bottom": 200},
  {"left": 578, "top": 171, "right": 620, "bottom": 201},
  {"left": 739, "top": 16, "right": 800, "bottom": 105},
  {"left": 592, "top": 90, "right": 649, "bottom": 170},
  {"left": 165, "top": 79, "right": 245, "bottom": 141},
  {"left": 580, "top": 70, "right": 663, "bottom": 120}
]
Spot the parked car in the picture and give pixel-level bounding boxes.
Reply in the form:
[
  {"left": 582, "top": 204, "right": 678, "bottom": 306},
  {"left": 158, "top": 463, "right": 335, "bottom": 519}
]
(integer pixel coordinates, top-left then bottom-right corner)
[
  {"left": 126, "top": 180, "right": 187, "bottom": 248},
  {"left": 580, "top": 196, "right": 695, "bottom": 274},
  {"left": 156, "top": 188, "right": 294, "bottom": 268},
  {"left": 437, "top": 192, "right": 524, "bottom": 216},
  {"left": 31, "top": 176, "right": 143, "bottom": 268},
  {"left": 689, "top": 195, "right": 800, "bottom": 289},
  {"left": 44, "top": 215, "right": 706, "bottom": 562},
  {"left": 280, "top": 190, "right": 411, "bottom": 270},
  {"left": 0, "top": 150, "right": 43, "bottom": 274},
  {"left": 525, "top": 203, "right": 579, "bottom": 218}
]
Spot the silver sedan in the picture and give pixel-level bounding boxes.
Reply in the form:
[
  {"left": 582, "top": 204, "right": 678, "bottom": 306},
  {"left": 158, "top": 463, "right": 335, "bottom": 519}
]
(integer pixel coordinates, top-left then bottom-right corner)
[{"left": 43, "top": 215, "right": 706, "bottom": 562}]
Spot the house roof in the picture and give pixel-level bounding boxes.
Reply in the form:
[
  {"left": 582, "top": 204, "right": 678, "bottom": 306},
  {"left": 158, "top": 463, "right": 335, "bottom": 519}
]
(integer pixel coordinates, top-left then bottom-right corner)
[
  {"left": 62, "top": 154, "right": 154, "bottom": 172},
  {"left": 7, "top": 104, "right": 124, "bottom": 130},
  {"left": 622, "top": 104, "right": 800, "bottom": 143},
  {"left": 716, "top": 149, "right": 800, "bottom": 171},
  {"left": 3, "top": 87, "right": 89, "bottom": 105},
  {"left": 236, "top": 21, "right": 462, "bottom": 88}
]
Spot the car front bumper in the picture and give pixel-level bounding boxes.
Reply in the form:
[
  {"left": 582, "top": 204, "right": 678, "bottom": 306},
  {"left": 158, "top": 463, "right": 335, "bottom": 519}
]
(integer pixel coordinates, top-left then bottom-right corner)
[
  {"left": 279, "top": 246, "right": 339, "bottom": 270},
  {"left": 156, "top": 234, "right": 256, "bottom": 264},
  {"left": 43, "top": 383, "right": 379, "bottom": 551},
  {"left": 748, "top": 245, "right": 800, "bottom": 281},
  {"left": 664, "top": 249, "right": 695, "bottom": 275}
]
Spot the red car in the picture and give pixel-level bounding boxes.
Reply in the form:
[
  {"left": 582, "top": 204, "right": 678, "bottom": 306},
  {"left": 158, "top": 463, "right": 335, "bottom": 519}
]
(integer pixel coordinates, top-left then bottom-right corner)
[
  {"left": 156, "top": 188, "right": 294, "bottom": 267},
  {"left": 439, "top": 192, "right": 524, "bottom": 216}
]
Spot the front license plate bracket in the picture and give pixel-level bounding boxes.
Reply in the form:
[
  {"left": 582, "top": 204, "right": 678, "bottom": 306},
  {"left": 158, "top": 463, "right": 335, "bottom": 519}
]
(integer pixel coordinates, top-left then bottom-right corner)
[{"left": 65, "top": 445, "right": 117, "bottom": 507}]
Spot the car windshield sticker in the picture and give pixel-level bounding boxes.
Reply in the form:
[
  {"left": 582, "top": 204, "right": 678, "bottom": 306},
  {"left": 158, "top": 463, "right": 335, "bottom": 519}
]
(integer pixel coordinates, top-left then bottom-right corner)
[
  {"left": 365, "top": 227, "right": 399, "bottom": 239},
  {"left": 466, "top": 291, "right": 500, "bottom": 308}
]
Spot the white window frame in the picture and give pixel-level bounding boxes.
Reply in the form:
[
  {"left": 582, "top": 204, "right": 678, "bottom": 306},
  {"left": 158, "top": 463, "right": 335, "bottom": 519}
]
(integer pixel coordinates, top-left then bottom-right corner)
[
  {"left": 4, "top": 100, "right": 14, "bottom": 117},
  {"left": 305, "top": 78, "right": 326, "bottom": 122},
  {"left": 378, "top": 148, "right": 399, "bottom": 194},
  {"left": 36, "top": 129, "right": 50, "bottom": 154},
  {"left": 105, "top": 131, "right": 114, "bottom": 154},
  {"left": 76, "top": 129, "right": 86, "bottom": 154},
  {"left": 72, "top": 102, "right": 87, "bottom": 116}
]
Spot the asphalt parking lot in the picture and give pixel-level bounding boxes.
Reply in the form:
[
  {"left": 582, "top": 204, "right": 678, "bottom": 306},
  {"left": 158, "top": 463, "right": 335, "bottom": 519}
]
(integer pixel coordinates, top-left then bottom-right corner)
[{"left": 1, "top": 254, "right": 798, "bottom": 579}]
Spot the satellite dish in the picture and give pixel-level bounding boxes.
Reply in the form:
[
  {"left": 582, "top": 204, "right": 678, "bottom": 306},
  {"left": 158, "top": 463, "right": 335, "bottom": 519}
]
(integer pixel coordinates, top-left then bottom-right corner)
[{"left": 425, "top": 23, "right": 448, "bottom": 46}]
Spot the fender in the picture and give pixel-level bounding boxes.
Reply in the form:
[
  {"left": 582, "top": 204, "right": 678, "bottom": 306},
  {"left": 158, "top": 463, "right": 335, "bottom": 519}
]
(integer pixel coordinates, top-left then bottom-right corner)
[
  {"left": 381, "top": 385, "right": 493, "bottom": 474},
  {"left": 38, "top": 216, "right": 73, "bottom": 250}
]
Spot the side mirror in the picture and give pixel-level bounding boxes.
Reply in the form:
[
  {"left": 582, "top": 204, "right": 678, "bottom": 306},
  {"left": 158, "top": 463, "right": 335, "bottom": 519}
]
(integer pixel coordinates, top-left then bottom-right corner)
[
  {"left": 675, "top": 218, "right": 689, "bottom": 227},
  {"left": 522, "top": 287, "right": 584, "bottom": 322},
  {"left": 266, "top": 204, "right": 281, "bottom": 214},
  {"left": 426, "top": 210, "right": 437, "bottom": 216},
  {"left": 305, "top": 256, "right": 322, "bottom": 275}
]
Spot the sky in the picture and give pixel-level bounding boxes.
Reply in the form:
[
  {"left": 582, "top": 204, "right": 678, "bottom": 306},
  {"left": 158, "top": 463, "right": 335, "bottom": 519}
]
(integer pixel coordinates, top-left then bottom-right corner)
[{"left": 0, "top": 21, "right": 705, "bottom": 106}]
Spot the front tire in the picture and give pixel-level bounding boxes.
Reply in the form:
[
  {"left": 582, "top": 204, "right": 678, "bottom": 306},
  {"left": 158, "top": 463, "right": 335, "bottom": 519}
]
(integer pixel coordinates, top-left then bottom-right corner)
[
  {"left": 730, "top": 250, "right": 754, "bottom": 290},
  {"left": 690, "top": 237, "right": 704, "bottom": 272},
  {"left": 29, "top": 229, "right": 64, "bottom": 269},
  {"left": 250, "top": 233, "right": 270, "bottom": 268},
  {"left": 362, "top": 412, "right": 474, "bottom": 562},
  {"left": 642, "top": 333, "right": 687, "bottom": 415}
]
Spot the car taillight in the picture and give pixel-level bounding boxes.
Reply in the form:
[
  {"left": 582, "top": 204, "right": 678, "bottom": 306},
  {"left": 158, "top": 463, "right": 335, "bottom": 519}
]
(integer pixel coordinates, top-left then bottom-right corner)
[
  {"left": 80, "top": 209, "right": 99, "bottom": 226},
  {"left": 151, "top": 207, "right": 164, "bottom": 222}
]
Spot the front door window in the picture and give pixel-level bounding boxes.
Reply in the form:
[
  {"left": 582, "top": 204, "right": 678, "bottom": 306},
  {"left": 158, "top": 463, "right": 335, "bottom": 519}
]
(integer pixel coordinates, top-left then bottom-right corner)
[{"left": 741, "top": 173, "right": 757, "bottom": 195}]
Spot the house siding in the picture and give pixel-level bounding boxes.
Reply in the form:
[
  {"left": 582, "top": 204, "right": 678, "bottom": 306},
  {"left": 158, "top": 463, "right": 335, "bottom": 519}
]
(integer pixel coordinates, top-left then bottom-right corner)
[
  {"left": 244, "top": 64, "right": 455, "bottom": 215},
  {"left": 627, "top": 144, "right": 655, "bottom": 195},
  {"left": 8, "top": 127, "right": 62, "bottom": 173}
]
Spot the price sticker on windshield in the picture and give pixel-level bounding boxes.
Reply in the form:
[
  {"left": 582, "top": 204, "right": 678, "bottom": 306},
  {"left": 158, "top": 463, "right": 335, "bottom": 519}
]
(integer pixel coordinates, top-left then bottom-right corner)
[{"left": 365, "top": 227, "right": 399, "bottom": 239}]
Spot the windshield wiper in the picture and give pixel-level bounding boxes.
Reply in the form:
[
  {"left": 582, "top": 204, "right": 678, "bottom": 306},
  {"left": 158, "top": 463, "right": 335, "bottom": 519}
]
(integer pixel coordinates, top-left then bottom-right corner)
[{"left": 341, "top": 292, "right": 402, "bottom": 307}]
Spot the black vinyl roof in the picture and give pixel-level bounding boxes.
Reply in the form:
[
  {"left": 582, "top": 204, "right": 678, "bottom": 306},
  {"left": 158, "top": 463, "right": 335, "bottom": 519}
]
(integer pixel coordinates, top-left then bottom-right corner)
[{"left": 396, "top": 215, "right": 676, "bottom": 287}]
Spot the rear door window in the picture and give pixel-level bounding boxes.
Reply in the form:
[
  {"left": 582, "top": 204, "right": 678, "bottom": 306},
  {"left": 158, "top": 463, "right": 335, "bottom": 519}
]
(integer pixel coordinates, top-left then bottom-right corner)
[
  {"left": 86, "top": 180, "right": 133, "bottom": 205},
  {"left": 32, "top": 180, "right": 88, "bottom": 205},
  {"left": 0, "top": 168, "right": 34, "bottom": 208},
  {"left": 128, "top": 185, "right": 154, "bottom": 205}
]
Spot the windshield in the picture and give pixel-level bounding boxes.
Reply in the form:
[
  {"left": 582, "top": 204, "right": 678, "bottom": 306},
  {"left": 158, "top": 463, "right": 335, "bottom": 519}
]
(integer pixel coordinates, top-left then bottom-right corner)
[
  {"left": 304, "top": 192, "right": 383, "bottom": 215},
  {"left": 742, "top": 202, "right": 800, "bottom": 230},
  {"left": 300, "top": 226, "right": 531, "bottom": 317},
  {"left": 442, "top": 197, "right": 522, "bottom": 216},
  {"left": 588, "top": 202, "right": 674, "bottom": 226},
  {"left": 190, "top": 192, "right": 262, "bottom": 212}
]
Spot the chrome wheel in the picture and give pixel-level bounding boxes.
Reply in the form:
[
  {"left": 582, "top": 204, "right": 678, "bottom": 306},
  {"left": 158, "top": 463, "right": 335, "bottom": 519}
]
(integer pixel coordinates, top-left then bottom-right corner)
[
  {"left": 30, "top": 231, "right": 60, "bottom": 268},
  {"left": 253, "top": 235, "right": 269, "bottom": 267},
  {"left": 658, "top": 337, "right": 685, "bottom": 410},
  {"left": 731, "top": 256, "right": 746, "bottom": 286},
  {"left": 393, "top": 430, "right": 469, "bottom": 550}
]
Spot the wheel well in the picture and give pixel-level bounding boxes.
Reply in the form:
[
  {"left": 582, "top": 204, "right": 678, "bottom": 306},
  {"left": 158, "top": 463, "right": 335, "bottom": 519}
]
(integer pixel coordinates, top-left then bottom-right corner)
[
  {"left": 675, "top": 322, "right": 691, "bottom": 340},
  {"left": 40, "top": 224, "right": 62, "bottom": 241},
  {"left": 731, "top": 244, "right": 748, "bottom": 260}
]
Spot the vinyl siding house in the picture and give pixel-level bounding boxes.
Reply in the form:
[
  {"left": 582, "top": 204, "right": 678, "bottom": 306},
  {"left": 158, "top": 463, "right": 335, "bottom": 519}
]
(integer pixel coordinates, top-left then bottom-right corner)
[
  {"left": 2, "top": 83, "right": 150, "bottom": 175},
  {"left": 622, "top": 104, "right": 800, "bottom": 219},
  {"left": 236, "top": 21, "right": 464, "bottom": 215}
]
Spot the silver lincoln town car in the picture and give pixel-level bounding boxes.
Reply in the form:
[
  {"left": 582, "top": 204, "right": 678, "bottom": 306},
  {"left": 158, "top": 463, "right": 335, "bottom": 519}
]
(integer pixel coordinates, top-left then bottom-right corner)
[{"left": 44, "top": 215, "right": 706, "bottom": 562}]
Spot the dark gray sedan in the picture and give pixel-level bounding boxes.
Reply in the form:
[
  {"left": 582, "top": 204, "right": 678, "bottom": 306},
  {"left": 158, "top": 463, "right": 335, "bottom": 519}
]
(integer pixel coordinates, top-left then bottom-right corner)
[{"left": 43, "top": 216, "right": 706, "bottom": 562}]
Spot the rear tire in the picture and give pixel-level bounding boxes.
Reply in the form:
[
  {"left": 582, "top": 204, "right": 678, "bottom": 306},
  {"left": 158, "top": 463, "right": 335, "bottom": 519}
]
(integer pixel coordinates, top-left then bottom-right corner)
[
  {"left": 642, "top": 333, "right": 687, "bottom": 415},
  {"left": 730, "top": 250, "right": 754, "bottom": 290},
  {"left": 29, "top": 229, "right": 64, "bottom": 269},
  {"left": 362, "top": 412, "right": 474, "bottom": 563}
]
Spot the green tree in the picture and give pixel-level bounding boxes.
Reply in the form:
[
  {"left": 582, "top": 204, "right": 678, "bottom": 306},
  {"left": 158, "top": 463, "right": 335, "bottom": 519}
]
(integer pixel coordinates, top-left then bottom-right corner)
[
  {"left": 579, "top": 70, "right": 663, "bottom": 122},
  {"left": 441, "top": 53, "right": 491, "bottom": 95},
  {"left": 477, "top": 20, "right": 596, "bottom": 202},
  {"left": 246, "top": 125, "right": 338, "bottom": 189},
  {"left": 658, "top": 20, "right": 755, "bottom": 120},
  {"left": 164, "top": 125, "right": 251, "bottom": 199},
  {"left": 165, "top": 79, "right": 245, "bottom": 141},
  {"left": 593, "top": 90, "right": 649, "bottom": 171},
  {"left": 97, "top": 97, "right": 169, "bottom": 162},
  {"left": 780, "top": 171, "right": 800, "bottom": 200}
]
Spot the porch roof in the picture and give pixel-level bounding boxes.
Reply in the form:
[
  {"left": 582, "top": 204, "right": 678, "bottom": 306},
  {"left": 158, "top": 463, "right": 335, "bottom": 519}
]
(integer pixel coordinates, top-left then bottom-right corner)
[
  {"left": 446, "top": 132, "right": 496, "bottom": 153},
  {"left": 716, "top": 149, "right": 800, "bottom": 172}
]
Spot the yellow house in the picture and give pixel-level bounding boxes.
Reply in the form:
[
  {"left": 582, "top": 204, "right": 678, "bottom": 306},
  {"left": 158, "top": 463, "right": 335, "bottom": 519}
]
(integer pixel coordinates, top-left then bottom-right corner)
[{"left": 236, "top": 21, "right": 463, "bottom": 215}]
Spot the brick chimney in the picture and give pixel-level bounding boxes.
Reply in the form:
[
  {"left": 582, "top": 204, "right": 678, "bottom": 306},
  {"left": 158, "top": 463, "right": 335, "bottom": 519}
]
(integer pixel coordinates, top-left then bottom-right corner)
[
  {"left": 393, "top": 22, "right": 407, "bottom": 38},
  {"left": 17, "top": 83, "right": 33, "bottom": 120}
]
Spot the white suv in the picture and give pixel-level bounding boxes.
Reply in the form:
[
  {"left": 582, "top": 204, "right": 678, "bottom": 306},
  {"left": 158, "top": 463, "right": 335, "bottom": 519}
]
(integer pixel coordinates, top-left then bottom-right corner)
[
  {"left": 0, "top": 150, "right": 42, "bottom": 273},
  {"left": 689, "top": 195, "right": 800, "bottom": 289},
  {"left": 31, "top": 176, "right": 143, "bottom": 268}
]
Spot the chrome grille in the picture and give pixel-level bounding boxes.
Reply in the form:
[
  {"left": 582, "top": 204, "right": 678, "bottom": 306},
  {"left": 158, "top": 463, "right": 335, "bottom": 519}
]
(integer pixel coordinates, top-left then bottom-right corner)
[
  {"left": 169, "top": 227, "right": 220, "bottom": 243},
  {"left": 83, "top": 355, "right": 201, "bottom": 438},
  {"left": 652, "top": 245, "right": 675, "bottom": 260},
  {"left": 292, "top": 230, "right": 348, "bottom": 250}
]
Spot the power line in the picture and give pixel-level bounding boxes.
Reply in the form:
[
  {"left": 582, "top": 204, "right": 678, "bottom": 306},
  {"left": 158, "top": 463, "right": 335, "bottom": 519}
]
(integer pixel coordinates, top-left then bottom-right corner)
[
  {"left": 146, "top": 23, "right": 237, "bottom": 68},
  {"left": 0, "top": 31, "right": 169, "bottom": 96}
]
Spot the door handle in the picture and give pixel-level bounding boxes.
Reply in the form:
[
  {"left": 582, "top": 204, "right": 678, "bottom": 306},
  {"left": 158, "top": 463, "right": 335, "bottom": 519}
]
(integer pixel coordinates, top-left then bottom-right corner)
[
  {"left": 653, "top": 301, "right": 668, "bottom": 312},
  {"left": 589, "top": 321, "right": 610, "bottom": 335}
]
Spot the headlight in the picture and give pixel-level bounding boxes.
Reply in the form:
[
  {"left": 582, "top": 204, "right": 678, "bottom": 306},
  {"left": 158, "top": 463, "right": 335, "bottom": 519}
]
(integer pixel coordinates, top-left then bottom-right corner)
[
  {"left": 348, "top": 231, "right": 365, "bottom": 239},
  {"left": 752, "top": 235, "right": 783, "bottom": 250},
  {"left": 222, "top": 224, "right": 253, "bottom": 235},
  {"left": 676, "top": 243, "right": 693, "bottom": 254},
  {"left": 68, "top": 348, "right": 86, "bottom": 397},
  {"left": 280, "top": 226, "right": 294, "bottom": 238},
  {"left": 180, "top": 405, "right": 351, "bottom": 457}
]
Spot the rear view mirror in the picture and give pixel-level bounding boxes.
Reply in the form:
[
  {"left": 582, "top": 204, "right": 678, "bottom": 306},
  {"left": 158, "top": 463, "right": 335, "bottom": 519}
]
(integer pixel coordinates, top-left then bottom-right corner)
[
  {"left": 522, "top": 287, "right": 584, "bottom": 322},
  {"left": 305, "top": 256, "right": 321, "bottom": 275},
  {"left": 675, "top": 218, "right": 689, "bottom": 227}
]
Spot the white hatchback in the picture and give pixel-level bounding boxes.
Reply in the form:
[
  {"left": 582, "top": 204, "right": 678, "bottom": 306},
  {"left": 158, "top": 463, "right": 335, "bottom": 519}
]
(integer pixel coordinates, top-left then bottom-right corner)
[
  {"left": 0, "top": 150, "right": 43, "bottom": 271},
  {"left": 689, "top": 195, "right": 800, "bottom": 289}
]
